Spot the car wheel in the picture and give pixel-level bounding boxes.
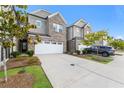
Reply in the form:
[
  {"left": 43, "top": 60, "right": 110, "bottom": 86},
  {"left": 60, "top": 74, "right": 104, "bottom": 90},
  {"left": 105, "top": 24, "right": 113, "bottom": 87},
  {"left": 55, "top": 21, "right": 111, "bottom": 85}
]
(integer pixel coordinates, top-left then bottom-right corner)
[{"left": 102, "top": 52, "right": 109, "bottom": 57}]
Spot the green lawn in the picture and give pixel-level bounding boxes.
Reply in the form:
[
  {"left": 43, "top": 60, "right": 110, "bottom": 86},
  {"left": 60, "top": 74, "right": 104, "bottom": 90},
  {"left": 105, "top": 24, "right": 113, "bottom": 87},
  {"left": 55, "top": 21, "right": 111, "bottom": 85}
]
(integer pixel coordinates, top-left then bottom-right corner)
[
  {"left": 0, "top": 65, "right": 52, "bottom": 88},
  {"left": 74, "top": 54, "right": 113, "bottom": 64}
]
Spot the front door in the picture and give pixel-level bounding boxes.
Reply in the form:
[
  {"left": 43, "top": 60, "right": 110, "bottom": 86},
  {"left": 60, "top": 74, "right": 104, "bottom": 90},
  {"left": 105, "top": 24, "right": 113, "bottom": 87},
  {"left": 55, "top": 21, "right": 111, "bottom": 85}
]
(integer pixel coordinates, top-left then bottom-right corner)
[{"left": 19, "top": 39, "right": 28, "bottom": 53}]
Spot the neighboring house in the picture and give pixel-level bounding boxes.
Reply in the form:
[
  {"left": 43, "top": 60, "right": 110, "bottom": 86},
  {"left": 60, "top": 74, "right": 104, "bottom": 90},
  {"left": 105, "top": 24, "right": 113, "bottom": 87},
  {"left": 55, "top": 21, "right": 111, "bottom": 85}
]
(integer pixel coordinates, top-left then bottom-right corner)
[
  {"left": 18, "top": 10, "right": 67, "bottom": 54},
  {"left": 67, "top": 19, "right": 92, "bottom": 53}
]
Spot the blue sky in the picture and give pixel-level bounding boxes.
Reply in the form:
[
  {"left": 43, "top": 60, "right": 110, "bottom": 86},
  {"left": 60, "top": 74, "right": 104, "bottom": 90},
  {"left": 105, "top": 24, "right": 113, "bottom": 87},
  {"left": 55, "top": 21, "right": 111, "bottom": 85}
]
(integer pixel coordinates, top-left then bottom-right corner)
[{"left": 27, "top": 5, "right": 124, "bottom": 39}]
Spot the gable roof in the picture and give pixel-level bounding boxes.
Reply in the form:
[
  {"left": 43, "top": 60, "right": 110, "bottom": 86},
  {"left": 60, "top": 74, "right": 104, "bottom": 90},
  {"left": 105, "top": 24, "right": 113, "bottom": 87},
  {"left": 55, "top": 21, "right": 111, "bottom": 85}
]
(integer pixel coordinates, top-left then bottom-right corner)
[
  {"left": 31, "top": 9, "right": 51, "bottom": 18},
  {"left": 29, "top": 10, "right": 67, "bottom": 24},
  {"left": 74, "top": 18, "right": 86, "bottom": 25},
  {"left": 28, "top": 13, "right": 47, "bottom": 20},
  {"left": 86, "top": 24, "right": 91, "bottom": 28},
  {"left": 48, "top": 12, "right": 67, "bottom": 24},
  {"left": 67, "top": 18, "right": 87, "bottom": 28}
]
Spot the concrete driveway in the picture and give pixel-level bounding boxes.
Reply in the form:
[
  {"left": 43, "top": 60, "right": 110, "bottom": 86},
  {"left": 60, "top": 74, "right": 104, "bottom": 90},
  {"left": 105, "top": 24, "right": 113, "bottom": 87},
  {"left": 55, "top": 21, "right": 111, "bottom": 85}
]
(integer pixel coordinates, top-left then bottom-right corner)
[{"left": 37, "top": 54, "right": 124, "bottom": 88}]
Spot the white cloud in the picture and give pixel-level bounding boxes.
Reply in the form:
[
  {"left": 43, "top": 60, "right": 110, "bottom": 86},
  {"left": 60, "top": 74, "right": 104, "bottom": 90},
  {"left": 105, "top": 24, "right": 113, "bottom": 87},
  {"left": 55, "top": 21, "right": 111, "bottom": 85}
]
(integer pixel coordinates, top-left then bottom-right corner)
[{"left": 115, "top": 36, "right": 124, "bottom": 40}]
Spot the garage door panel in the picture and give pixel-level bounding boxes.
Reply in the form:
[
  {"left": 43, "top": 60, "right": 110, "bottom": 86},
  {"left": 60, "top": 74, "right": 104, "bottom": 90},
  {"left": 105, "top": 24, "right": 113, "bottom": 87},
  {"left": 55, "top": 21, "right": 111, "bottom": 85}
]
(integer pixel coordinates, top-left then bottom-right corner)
[{"left": 35, "top": 41, "right": 63, "bottom": 54}]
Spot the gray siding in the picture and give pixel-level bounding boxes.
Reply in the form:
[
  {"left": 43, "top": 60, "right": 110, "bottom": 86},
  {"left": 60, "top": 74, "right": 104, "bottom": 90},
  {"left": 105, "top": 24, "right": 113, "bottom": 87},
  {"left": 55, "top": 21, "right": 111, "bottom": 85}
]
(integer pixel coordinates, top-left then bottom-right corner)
[
  {"left": 84, "top": 26, "right": 91, "bottom": 36},
  {"left": 67, "top": 27, "right": 73, "bottom": 40},
  {"left": 67, "top": 19, "right": 92, "bottom": 53},
  {"left": 67, "top": 25, "right": 84, "bottom": 40},
  {"left": 73, "top": 26, "right": 83, "bottom": 38},
  {"left": 28, "top": 14, "right": 48, "bottom": 35}
]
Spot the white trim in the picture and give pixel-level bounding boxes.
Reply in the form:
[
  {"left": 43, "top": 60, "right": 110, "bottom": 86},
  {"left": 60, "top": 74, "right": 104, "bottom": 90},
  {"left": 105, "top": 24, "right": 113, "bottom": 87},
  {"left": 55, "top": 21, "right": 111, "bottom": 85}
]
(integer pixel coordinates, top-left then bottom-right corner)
[
  {"left": 84, "top": 23, "right": 91, "bottom": 28},
  {"left": 28, "top": 34, "right": 42, "bottom": 37},
  {"left": 74, "top": 18, "right": 86, "bottom": 25},
  {"left": 67, "top": 18, "right": 86, "bottom": 27},
  {"left": 35, "top": 20, "right": 42, "bottom": 28},
  {"left": 48, "top": 12, "right": 67, "bottom": 24}
]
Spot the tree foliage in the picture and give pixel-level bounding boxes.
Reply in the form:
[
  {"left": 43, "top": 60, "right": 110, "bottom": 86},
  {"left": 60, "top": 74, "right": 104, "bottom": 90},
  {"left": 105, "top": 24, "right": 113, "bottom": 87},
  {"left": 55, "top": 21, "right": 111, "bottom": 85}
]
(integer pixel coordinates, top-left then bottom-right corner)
[
  {"left": 109, "top": 39, "right": 124, "bottom": 50},
  {"left": 82, "top": 30, "right": 108, "bottom": 46},
  {"left": 82, "top": 30, "right": 124, "bottom": 50},
  {"left": 81, "top": 33, "right": 95, "bottom": 46},
  {"left": 0, "top": 5, "right": 40, "bottom": 49}
]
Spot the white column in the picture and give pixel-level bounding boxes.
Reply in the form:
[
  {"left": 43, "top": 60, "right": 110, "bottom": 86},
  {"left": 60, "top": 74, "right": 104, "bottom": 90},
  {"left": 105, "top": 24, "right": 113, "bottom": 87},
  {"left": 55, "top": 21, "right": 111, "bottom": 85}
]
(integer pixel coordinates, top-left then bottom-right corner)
[{"left": 13, "top": 37, "right": 17, "bottom": 51}]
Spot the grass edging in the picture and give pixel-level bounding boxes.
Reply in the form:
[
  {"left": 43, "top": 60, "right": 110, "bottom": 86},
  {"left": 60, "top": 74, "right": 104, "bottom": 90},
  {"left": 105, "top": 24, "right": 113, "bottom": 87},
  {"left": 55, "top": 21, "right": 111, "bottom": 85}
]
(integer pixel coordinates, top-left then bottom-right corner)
[
  {"left": 0, "top": 65, "right": 52, "bottom": 88},
  {"left": 72, "top": 54, "right": 113, "bottom": 64},
  {"left": 40, "top": 65, "right": 53, "bottom": 88}
]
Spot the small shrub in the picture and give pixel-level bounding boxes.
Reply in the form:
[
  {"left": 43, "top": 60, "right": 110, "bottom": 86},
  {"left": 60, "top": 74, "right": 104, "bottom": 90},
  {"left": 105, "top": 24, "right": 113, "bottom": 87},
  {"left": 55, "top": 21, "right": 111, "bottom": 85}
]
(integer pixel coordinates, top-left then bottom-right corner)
[
  {"left": 76, "top": 50, "right": 80, "bottom": 55},
  {"left": 11, "top": 51, "right": 21, "bottom": 58},
  {"left": 82, "top": 49, "right": 87, "bottom": 54},
  {"left": 82, "top": 48, "right": 92, "bottom": 54},
  {"left": 18, "top": 67, "right": 26, "bottom": 74},
  {"left": 26, "top": 50, "right": 34, "bottom": 57}
]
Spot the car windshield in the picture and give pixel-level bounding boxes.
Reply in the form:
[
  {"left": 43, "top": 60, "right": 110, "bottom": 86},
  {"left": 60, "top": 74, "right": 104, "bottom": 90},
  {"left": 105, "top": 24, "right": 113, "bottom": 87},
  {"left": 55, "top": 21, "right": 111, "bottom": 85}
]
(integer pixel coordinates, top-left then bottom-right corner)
[{"left": 97, "top": 46, "right": 113, "bottom": 49}]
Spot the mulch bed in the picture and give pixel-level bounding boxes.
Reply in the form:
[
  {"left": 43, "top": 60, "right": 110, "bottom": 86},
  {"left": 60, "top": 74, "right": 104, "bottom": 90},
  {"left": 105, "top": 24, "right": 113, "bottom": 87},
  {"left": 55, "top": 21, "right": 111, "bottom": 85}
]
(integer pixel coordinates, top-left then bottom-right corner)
[
  {"left": 0, "top": 73, "right": 34, "bottom": 88},
  {"left": 0, "top": 56, "right": 41, "bottom": 71}
]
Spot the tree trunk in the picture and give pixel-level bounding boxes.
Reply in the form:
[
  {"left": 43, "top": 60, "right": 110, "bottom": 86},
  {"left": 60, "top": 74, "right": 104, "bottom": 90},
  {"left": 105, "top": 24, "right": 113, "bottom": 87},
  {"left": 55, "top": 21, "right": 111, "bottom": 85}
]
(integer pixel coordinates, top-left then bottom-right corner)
[
  {"left": 96, "top": 47, "right": 99, "bottom": 55},
  {"left": 3, "top": 47, "right": 8, "bottom": 82},
  {"left": 4, "top": 61, "right": 7, "bottom": 82},
  {"left": 102, "top": 36, "right": 104, "bottom": 46},
  {"left": 11, "top": 38, "right": 14, "bottom": 53}
]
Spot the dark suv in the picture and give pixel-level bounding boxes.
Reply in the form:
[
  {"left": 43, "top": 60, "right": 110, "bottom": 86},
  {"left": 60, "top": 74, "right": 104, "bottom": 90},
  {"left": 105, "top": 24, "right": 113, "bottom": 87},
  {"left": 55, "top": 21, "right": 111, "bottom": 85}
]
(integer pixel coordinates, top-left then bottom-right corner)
[{"left": 83, "top": 46, "right": 115, "bottom": 57}]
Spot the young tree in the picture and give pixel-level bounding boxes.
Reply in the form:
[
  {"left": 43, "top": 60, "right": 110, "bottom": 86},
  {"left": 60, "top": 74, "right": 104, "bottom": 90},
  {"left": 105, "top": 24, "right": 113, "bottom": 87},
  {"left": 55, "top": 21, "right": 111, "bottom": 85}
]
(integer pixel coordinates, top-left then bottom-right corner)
[
  {"left": 81, "top": 33, "right": 95, "bottom": 54},
  {"left": 109, "top": 39, "right": 124, "bottom": 50},
  {"left": 81, "top": 32, "right": 95, "bottom": 46},
  {"left": 82, "top": 30, "right": 108, "bottom": 46},
  {"left": 95, "top": 30, "right": 108, "bottom": 46},
  {"left": 81, "top": 30, "right": 110, "bottom": 55},
  {"left": 0, "top": 5, "right": 41, "bottom": 82},
  {"left": 107, "top": 36, "right": 114, "bottom": 45},
  {"left": 0, "top": 5, "right": 40, "bottom": 52}
]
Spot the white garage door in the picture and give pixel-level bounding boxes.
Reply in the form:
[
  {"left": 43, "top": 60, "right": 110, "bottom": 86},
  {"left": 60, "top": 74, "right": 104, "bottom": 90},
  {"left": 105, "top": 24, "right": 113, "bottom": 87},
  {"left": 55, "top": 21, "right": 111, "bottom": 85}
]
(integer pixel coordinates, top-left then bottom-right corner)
[{"left": 35, "top": 41, "right": 63, "bottom": 54}]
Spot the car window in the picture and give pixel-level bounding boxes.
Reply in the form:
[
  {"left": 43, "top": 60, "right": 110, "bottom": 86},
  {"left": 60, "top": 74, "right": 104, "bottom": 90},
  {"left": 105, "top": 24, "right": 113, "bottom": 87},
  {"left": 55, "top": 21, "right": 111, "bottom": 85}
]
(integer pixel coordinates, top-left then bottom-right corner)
[
  {"left": 92, "top": 46, "right": 97, "bottom": 49},
  {"left": 100, "top": 46, "right": 105, "bottom": 49},
  {"left": 106, "top": 47, "right": 112, "bottom": 49}
]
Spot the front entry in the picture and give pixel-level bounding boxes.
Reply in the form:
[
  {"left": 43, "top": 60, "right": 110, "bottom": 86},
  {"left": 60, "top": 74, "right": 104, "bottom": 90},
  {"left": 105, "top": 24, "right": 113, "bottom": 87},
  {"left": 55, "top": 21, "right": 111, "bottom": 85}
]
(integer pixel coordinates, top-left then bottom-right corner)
[{"left": 19, "top": 39, "right": 28, "bottom": 53}]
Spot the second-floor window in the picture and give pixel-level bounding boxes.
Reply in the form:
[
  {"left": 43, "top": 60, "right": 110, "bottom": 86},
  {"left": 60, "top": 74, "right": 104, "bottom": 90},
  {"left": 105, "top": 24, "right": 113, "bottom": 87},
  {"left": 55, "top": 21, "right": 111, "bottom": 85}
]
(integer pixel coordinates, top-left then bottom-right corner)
[
  {"left": 76, "top": 27, "right": 80, "bottom": 34},
  {"left": 75, "top": 27, "right": 81, "bottom": 37},
  {"left": 53, "top": 23, "right": 64, "bottom": 32},
  {"left": 86, "top": 30, "right": 90, "bottom": 34},
  {"left": 36, "top": 20, "right": 42, "bottom": 28}
]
